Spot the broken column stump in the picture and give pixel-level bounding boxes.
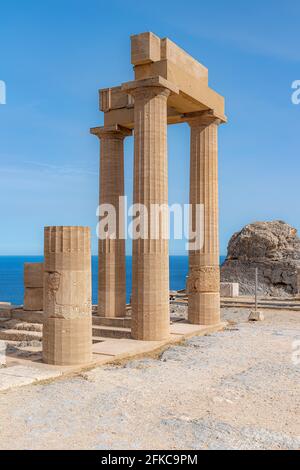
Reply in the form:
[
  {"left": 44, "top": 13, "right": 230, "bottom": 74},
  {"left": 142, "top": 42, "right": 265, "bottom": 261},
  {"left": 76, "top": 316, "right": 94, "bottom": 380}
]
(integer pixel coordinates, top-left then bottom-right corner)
[{"left": 42, "top": 226, "right": 92, "bottom": 366}]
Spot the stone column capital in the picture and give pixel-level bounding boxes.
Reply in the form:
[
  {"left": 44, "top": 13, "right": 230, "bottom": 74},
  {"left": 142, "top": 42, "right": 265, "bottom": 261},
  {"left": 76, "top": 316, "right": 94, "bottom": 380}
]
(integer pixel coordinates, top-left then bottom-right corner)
[
  {"left": 122, "top": 76, "right": 179, "bottom": 100},
  {"left": 90, "top": 124, "right": 132, "bottom": 140},
  {"left": 185, "top": 110, "right": 227, "bottom": 128}
]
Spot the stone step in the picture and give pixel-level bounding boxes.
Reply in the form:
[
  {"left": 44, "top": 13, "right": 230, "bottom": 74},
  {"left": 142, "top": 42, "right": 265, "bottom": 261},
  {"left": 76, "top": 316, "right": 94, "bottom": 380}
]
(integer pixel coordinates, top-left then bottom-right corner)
[
  {"left": 92, "top": 325, "right": 131, "bottom": 339},
  {"left": 92, "top": 316, "right": 131, "bottom": 328},
  {"left": 3, "top": 335, "right": 118, "bottom": 347},
  {"left": 0, "top": 307, "right": 12, "bottom": 319},
  {"left": 11, "top": 309, "right": 45, "bottom": 324},
  {"left": 16, "top": 322, "right": 42, "bottom": 332},
  {"left": 1, "top": 320, "right": 43, "bottom": 332},
  {"left": 0, "top": 329, "right": 42, "bottom": 342}
]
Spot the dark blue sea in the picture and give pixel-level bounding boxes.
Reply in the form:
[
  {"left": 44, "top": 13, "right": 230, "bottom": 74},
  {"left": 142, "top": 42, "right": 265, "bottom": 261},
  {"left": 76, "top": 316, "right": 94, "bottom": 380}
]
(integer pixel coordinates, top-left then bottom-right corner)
[{"left": 0, "top": 256, "right": 226, "bottom": 306}]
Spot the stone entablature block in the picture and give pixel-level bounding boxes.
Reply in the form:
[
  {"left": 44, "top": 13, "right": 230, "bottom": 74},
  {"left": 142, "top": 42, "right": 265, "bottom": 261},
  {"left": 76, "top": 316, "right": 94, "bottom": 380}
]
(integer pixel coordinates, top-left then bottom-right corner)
[
  {"left": 98, "top": 32, "right": 227, "bottom": 127},
  {"left": 131, "top": 32, "right": 161, "bottom": 65},
  {"left": 99, "top": 86, "right": 134, "bottom": 113}
]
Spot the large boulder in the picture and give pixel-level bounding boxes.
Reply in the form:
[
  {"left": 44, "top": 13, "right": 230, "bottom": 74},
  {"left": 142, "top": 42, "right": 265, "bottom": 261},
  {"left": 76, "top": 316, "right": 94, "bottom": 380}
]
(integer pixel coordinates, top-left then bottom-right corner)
[{"left": 221, "top": 221, "right": 300, "bottom": 297}]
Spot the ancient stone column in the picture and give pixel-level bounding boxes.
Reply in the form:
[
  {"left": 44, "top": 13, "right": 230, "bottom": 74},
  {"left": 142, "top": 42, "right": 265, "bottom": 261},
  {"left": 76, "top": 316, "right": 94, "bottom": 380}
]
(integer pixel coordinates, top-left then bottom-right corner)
[
  {"left": 123, "top": 78, "right": 177, "bottom": 341},
  {"left": 91, "top": 125, "right": 131, "bottom": 318},
  {"left": 187, "top": 113, "right": 221, "bottom": 325},
  {"left": 43, "top": 226, "right": 92, "bottom": 366}
]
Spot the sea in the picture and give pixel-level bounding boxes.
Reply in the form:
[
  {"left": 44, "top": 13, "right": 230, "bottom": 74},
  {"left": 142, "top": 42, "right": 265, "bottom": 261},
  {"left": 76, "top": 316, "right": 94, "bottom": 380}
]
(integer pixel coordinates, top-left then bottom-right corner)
[{"left": 0, "top": 256, "right": 226, "bottom": 306}]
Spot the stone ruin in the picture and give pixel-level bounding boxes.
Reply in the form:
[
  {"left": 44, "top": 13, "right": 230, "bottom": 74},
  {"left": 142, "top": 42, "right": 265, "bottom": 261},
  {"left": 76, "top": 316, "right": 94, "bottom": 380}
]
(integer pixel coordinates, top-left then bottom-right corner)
[
  {"left": 2, "top": 32, "right": 228, "bottom": 366},
  {"left": 90, "top": 31, "right": 226, "bottom": 343}
]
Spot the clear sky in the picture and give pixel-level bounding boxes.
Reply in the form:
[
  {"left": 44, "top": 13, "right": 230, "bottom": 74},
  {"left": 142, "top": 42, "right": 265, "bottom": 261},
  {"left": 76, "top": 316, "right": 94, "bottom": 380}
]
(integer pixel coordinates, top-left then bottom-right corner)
[{"left": 0, "top": 0, "right": 299, "bottom": 255}]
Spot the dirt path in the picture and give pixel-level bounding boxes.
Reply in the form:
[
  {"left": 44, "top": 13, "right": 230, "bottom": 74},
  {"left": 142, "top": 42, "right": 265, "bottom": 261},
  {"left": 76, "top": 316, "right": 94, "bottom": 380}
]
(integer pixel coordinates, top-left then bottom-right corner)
[{"left": 0, "top": 308, "right": 299, "bottom": 450}]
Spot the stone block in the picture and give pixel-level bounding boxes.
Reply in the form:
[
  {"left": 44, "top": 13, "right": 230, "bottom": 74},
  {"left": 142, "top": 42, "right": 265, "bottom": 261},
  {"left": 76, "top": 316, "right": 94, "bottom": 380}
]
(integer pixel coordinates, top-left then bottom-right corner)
[
  {"left": 248, "top": 311, "right": 265, "bottom": 322},
  {"left": 188, "top": 292, "right": 220, "bottom": 326},
  {"left": 43, "top": 317, "right": 92, "bottom": 366},
  {"left": 99, "top": 86, "right": 133, "bottom": 113},
  {"left": 0, "top": 305, "right": 12, "bottom": 319},
  {"left": 24, "top": 263, "right": 44, "bottom": 288},
  {"left": 160, "top": 38, "right": 208, "bottom": 82},
  {"left": 24, "top": 288, "right": 43, "bottom": 311},
  {"left": 11, "top": 308, "right": 45, "bottom": 323},
  {"left": 131, "top": 32, "right": 161, "bottom": 65},
  {"left": 220, "top": 282, "right": 239, "bottom": 298}
]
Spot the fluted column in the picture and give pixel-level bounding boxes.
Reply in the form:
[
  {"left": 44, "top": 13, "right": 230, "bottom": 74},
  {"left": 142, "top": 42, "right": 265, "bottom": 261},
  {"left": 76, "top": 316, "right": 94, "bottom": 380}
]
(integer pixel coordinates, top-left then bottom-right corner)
[
  {"left": 187, "top": 113, "right": 221, "bottom": 325},
  {"left": 123, "top": 78, "right": 176, "bottom": 340},
  {"left": 43, "top": 226, "right": 92, "bottom": 366},
  {"left": 91, "top": 125, "right": 131, "bottom": 318}
]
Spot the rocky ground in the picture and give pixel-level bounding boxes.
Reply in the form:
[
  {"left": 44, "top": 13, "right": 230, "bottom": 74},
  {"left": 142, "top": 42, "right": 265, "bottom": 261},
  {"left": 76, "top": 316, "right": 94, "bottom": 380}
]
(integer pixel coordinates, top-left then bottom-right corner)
[{"left": 0, "top": 306, "right": 299, "bottom": 450}]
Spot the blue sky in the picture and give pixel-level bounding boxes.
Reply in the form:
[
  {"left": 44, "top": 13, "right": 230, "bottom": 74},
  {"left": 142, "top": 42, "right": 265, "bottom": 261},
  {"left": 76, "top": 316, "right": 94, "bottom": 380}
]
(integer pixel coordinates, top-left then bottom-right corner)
[{"left": 0, "top": 0, "right": 299, "bottom": 255}]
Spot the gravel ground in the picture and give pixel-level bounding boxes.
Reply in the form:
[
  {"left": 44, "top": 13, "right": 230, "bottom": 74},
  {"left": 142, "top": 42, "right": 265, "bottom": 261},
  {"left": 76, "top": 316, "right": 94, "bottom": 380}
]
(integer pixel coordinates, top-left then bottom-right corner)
[{"left": 0, "top": 307, "right": 299, "bottom": 450}]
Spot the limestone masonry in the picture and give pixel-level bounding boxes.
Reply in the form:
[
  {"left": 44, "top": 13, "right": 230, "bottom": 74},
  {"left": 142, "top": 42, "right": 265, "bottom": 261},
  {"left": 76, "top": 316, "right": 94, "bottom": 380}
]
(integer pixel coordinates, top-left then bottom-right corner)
[
  {"left": 23, "top": 263, "right": 44, "bottom": 311},
  {"left": 220, "top": 283, "right": 239, "bottom": 298},
  {"left": 43, "top": 226, "right": 92, "bottom": 365},
  {"left": 91, "top": 32, "right": 227, "bottom": 341},
  {"left": 15, "top": 32, "right": 228, "bottom": 366}
]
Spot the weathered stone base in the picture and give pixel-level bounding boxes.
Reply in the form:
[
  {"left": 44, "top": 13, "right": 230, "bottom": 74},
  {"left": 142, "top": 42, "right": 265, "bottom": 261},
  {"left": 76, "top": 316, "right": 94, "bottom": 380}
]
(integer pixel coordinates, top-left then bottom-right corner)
[
  {"left": 188, "top": 292, "right": 220, "bottom": 325},
  {"left": 43, "top": 318, "right": 92, "bottom": 366}
]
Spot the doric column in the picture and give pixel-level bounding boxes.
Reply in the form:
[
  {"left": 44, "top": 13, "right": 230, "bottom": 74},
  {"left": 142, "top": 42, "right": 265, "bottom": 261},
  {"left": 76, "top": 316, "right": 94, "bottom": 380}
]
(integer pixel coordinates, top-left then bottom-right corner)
[
  {"left": 43, "top": 226, "right": 92, "bottom": 366},
  {"left": 91, "top": 125, "right": 131, "bottom": 318},
  {"left": 123, "top": 77, "right": 178, "bottom": 341},
  {"left": 187, "top": 113, "right": 221, "bottom": 325}
]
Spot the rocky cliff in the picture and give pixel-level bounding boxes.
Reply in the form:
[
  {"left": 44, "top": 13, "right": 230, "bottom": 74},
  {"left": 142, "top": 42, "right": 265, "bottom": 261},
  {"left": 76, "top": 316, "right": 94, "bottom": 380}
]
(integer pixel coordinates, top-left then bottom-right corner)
[{"left": 221, "top": 221, "right": 300, "bottom": 297}]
